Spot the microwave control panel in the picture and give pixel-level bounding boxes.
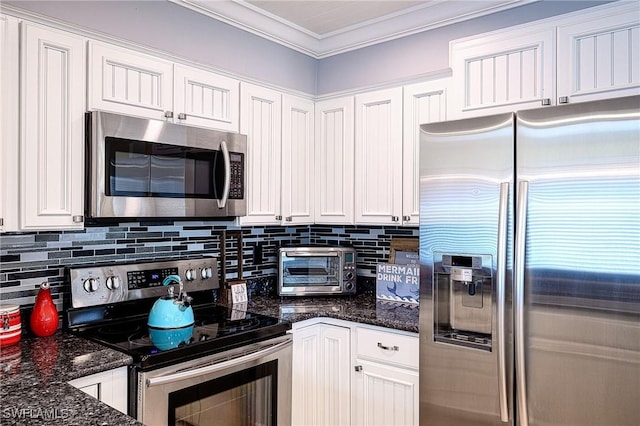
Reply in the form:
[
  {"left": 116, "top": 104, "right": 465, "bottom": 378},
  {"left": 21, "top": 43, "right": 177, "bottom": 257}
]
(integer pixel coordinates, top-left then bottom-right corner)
[{"left": 229, "top": 152, "right": 244, "bottom": 199}]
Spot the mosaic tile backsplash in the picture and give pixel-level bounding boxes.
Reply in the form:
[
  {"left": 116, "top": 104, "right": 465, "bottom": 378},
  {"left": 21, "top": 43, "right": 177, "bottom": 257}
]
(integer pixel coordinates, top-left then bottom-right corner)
[{"left": 0, "top": 221, "right": 418, "bottom": 318}]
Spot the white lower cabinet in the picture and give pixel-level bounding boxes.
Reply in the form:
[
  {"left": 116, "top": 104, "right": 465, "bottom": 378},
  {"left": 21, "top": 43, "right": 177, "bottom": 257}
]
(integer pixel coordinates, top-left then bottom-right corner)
[
  {"left": 291, "top": 319, "right": 418, "bottom": 426},
  {"left": 67, "top": 366, "right": 128, "bottom": 414},
  {"left": 352, "top": 326, "right": 419, "bottom": 426},
  {"left": 292, "top": 321, "right": 351, "bottom": 426}
]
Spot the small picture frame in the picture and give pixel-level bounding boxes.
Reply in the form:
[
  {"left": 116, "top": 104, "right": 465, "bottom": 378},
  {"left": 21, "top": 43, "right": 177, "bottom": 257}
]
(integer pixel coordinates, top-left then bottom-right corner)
[{"left": 389, "top": 237, "right": 418, "bottom": 264}]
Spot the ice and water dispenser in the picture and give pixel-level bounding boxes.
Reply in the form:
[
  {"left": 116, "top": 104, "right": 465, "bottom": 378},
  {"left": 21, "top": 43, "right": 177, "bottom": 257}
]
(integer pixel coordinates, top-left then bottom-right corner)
[{"left": 433, "top": 253, "right": 493, "bottom": 351}]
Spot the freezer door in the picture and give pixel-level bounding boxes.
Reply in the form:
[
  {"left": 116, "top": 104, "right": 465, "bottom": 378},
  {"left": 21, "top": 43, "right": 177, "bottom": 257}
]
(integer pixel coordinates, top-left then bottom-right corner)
[
  {"left": 419, "top": 113, "right": 514, "bottom": 425},
  {"left": 515, "top": 95, "right": 640, "bottom": 426}
]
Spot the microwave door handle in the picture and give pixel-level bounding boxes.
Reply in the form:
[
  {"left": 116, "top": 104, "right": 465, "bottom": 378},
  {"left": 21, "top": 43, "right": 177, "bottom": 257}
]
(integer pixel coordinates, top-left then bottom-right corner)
[
  {"left": 217, "top": 141, "right": 231, "bottom": 209},
  {"left": 286, "top": 252, "right": 339, "bottom": 257}
]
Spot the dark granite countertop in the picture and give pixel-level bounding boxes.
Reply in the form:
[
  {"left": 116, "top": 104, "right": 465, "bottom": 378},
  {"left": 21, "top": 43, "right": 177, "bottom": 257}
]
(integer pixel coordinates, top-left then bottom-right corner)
[
  {"left": 0, "top": 332, "right": 140, "bottom": 426},
  {"left": 235, "top": 293, "right": 419, "bottom": 333}
]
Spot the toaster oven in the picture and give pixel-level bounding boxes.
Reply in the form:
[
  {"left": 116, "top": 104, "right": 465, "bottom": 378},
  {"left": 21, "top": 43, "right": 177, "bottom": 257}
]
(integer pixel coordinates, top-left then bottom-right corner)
[{"left": 278, "top": 247, "right": 357, "bottom": 296}]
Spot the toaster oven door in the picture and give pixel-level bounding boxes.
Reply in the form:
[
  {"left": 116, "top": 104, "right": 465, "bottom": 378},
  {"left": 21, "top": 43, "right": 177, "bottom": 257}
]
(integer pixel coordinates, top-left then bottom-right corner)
[{"left": 279, "top": 251, "right": 343, "bottom": 295}]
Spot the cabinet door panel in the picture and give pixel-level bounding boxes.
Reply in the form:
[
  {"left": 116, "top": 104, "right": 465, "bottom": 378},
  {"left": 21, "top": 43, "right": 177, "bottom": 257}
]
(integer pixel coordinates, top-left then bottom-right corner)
[
  {"left": 282, "top": 95, "right": 314, "bottom": 225},
  {"left": 239, "top": 83, "right": 282, "bottom": 225},
  {"left": 173, "top": 65, "right": 239, "bottom": 131},
  {"left": 21, "top": 23, "right": 85, "bottom": 230},
  {"left": 315, "top": 97, "right": 354, "bottom": 224},
  {"left": 353, "top": 360, "right": 418, "bottom": 426},
  {"left": 557, "top": 2, "right": 640, "bottom": 103},
  {"left": 354, "top": 88, "right": 402, "bottom": 225},
  {"left": 0, "top": 14, "right": 19, "bottom": 232},
  {"left": 88, "top": 41, "right": 172, "bottom": 120}
]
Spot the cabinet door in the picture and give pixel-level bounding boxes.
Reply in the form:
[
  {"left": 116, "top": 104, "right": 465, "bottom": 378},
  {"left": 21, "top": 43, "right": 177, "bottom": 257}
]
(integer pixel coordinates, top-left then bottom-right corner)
[
  {"left": 282, "top": 94, "right": 314, "bottom": 225},
  {"left": 449, "top": 23, "right": 555, "bottom": 118},
  {"left": 292, "top": 324, "right": 351, "bottom": 426},
  {"left": 239, "top": 83, "right": 282, "bottom": 225},
  {"left": 173, "top": 64, "right": 240, "bottom": 132},
  {"left": 68, "top": 367, "right": 128, "bottom": 414},
  {"left": 352, "top": 360, "right": 419, "bottom": 426},
  {"left": 0, "top": 14, "right": 19, "bottom": 233},
  {"left": 20, "top": 22, "right": 85, "bottom": 230},
  {"left": 402, "top": 79, "right": 449, "bottom": 226},
  {"left": 354, "top": 88, "right": 403, "bottom": 225},
  {"left": 88, "top": 41, "right": 173, "bottom": 120},
  {"left": 314, "top": 97, "right": 355, "bottom": 224},
  {"left": 557, "top": 2, "right": 640, "bottom": 104}
]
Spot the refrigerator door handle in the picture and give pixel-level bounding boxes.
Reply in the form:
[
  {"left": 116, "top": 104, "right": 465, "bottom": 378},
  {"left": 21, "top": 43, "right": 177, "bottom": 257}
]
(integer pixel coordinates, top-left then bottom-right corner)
[
  {"left": 515, "top": 180, "right": 530, "bottom": 426},
  {"left": 497, "top": 182, "right": 510, "bottom": 422}
]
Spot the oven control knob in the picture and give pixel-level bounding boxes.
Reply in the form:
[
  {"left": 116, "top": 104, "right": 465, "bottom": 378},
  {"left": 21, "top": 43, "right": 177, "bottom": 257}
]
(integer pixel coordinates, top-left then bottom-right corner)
[
  {"left": 185, "top": 269, "right": 196, "bottom": 281},
  {"left": 345, "top": 282, "right": 355, "bottom": 291},
  {"left": 105, "top": 276, "right": 121, "bottom": 290},
  {"left": 201, "top": 267, "right": 213, "bottom": 279},
  {"left": 83, "top": 278, "right": 99, "bottom": 293}
]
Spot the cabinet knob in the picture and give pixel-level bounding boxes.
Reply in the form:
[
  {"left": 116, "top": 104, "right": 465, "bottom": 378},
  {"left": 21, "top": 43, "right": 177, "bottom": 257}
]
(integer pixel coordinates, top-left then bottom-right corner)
[
  {"left": 178, "top": 113, "right": 187, "bottom": 120},
  {"left": 354, "top": 365, "right": 363, "bottom": 372},
  {"left": 275, "top": 215, "right": 283, "bottom": 221},
  {"left": 403, "top": 215, "right": 411, "bottom": 222},
  {"left": 164, "top": 111, "right": 174, "bottom": 119},
  {"left": 558, "top": 96, "right": 569, "bottom": 104},
  {"left": 285, "top": 216, "right": 292, "bottom": 222},
  {"left": 541, "top": 98, "right": 551, "bottom": 106}
]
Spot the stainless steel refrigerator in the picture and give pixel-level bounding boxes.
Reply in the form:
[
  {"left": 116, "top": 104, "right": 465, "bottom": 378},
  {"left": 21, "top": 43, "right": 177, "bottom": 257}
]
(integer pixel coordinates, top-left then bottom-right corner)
[{"left": 418, "top": 95, "right": 640, "bottom": 426}]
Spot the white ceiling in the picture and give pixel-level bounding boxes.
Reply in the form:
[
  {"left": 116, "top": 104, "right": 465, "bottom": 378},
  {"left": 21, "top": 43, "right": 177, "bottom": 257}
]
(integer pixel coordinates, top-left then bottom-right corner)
[{"left": 170, "top": 0, "right": 537, "bottom": 58}]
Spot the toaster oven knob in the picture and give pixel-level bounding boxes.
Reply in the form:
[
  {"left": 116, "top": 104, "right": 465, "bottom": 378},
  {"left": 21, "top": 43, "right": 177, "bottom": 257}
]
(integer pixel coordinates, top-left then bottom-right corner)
[
  {"left": 83, "top": 278, "right": 99, "bottom": 293},
  {"left": 201, "top": 267, "right": 213, "bottom": 280},
  {"left": 105, "top": 276, "right": 121, "bottom": 290},
  {"left": 345, "top": 271, "right": 354, "bottom": 280},
  {"left": 345, "top": 282, "right": 355, "bottom": 292},
  {"left": 185, "top": 269, "right": 196, "bottom": 281}
]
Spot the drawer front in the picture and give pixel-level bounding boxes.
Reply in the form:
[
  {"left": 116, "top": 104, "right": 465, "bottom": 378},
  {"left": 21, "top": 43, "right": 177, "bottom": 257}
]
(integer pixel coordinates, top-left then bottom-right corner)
[{"left": 355, "top": 327, "right": 418, "bottom": 369}]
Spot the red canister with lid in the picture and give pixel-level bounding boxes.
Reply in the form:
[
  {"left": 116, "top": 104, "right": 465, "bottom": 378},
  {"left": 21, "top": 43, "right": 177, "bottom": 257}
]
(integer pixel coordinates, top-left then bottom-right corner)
[{"left": 0, "top": 305, "right": 22, "bottom": 347}]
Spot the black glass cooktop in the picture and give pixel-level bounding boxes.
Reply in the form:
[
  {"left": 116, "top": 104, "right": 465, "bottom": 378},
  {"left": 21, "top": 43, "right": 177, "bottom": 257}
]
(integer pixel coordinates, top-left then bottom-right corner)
[{"left": 73, "top": 304, "right": 290, "bottom": 370}]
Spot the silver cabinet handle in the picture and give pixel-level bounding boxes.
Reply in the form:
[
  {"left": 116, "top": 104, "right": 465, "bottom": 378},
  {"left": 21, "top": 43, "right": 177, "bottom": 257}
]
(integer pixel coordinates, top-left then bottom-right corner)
[
  {"left": 403, "top": 215, "right": 411, "bottom": 221},
  {"left": 275, "top": 215, "right": 283, "bottom": 221},
  {"left": 515, "top": 181, "right": 530, "bottom": 426},
  {"left": 164, "top": 111, "right": 174, "bottom": 119},
  {"left": 178, "top": 112, "right": 187, "bottom": 120},
  {"left": 558, "top": 96, "right": 569, "bottom": 104},
  {"left": 377, "top": 342, "right": 399, "bottom": 351},
  {"left": 285, "top": 216, "right": 292, "bottom": 222},
  {"left": 354, "top": 365, "right": 362, "bottom": 372},
  {"left": 541, "top": 98, "right": 551, "bottom": 106},
  {"left": 216, "top": 141, "right": 230, "bottom": 209},
  {"left": 73, "top": 215, "right": 84, "bottom": 223},
  {"left": 497, "top": 182, "right": 509, "bottom": 422},
  {"left": 147, "top": 339, "right": 291, "bottom": 388}
]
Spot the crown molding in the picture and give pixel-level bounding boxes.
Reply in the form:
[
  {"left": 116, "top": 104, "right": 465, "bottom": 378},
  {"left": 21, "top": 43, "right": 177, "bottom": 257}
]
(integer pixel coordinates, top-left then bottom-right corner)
[{"left": 171, "top": 0, "right": 537, "bottom": 59}]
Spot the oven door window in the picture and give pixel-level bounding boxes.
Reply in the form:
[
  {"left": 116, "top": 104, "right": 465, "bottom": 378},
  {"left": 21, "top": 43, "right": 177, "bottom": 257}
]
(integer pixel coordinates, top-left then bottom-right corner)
[
  {"left": 168, "top": 360, "right": 278, "bottom": 426},
  {"left": 281, "top": 253, "right": 340, "bottom": 287},
  {"left": 106, "top": 137, "right": 225, "bottom": 199}
]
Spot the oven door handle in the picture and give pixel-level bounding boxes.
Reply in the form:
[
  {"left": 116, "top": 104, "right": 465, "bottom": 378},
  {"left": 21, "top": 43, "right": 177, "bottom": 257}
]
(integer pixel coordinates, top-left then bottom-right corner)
[{"left": 146, "top": 338, "right": 291, "bottom": 388}]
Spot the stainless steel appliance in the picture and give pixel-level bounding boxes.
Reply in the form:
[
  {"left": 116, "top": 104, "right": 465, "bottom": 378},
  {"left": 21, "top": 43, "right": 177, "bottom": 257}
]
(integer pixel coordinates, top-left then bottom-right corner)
[
  {"left": 86, "top": 111, "right": 247, "bottom": 220},
  {"left": 419, "top": 96, "right": 640, "bottom": 426},
  {"left": 278, "top": 246, "right": 357, "bottom": 296},
  {"left": 66, "top": 258, "right": 292, "bottom": 426}
]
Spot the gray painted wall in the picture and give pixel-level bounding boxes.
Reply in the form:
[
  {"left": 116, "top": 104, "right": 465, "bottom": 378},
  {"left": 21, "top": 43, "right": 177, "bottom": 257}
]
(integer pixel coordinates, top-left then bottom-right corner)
[{"left": 2, "top": 1, "right": 613, "bottom": 95}]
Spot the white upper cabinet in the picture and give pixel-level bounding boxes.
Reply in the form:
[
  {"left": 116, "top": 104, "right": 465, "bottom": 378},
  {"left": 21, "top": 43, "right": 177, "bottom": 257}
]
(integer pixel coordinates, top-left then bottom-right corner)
[
  {"left": 402, "top": 79, "right": 450, "bottom": 226},
  {"left": 449, "top": 23, "right": 555, "bottom": 118},
  {"left": 354, "top": 88, "right": 403, "bottom": 225},
  {"left": 315, "top": 97, "right": 355, "bottom": 224},
  {"left": 20, "top": 22, "right": 86, "bottom": 230},
  {"left": 89, "top": 42, "right": 240, "bottom": 131},
  {"left": 556, "top": 1, "right": 640, "bottom": 104},
  {"left": 282, "top": 94, "right": 315, "bottom": 225},
  {"left": 239, "top": 82, "right": 282, "bottom": 225},
  {"left": 89, "top": 41, "right": 173, "bottom": 120},
  {"left": 0, "top": 14, "right": 19, "bottom": 233},
  {"left": 173, "top": 64, "right": 240, "bottom": 132}
]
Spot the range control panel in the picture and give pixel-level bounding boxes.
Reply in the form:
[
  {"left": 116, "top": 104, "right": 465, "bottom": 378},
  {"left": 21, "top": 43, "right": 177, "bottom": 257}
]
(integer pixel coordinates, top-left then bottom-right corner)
[{"left": 68, "top": 258, "right": 219, "bottom": 308}]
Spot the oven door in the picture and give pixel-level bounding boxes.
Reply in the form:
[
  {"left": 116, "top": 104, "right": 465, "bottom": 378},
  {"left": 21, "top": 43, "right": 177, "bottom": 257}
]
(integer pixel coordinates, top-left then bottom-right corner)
[{"left": 138, "top": 335, "right": 292, "bottom": 426}]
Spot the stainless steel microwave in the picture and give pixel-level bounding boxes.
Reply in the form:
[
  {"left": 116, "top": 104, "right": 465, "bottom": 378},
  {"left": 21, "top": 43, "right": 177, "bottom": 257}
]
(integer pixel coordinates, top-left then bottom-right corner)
[
  {"left": 278, "top": 247, "right": 357, "bottom": 296},
  {"left": 86, "top": 111, "right": 246, "bottom": 220}
]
